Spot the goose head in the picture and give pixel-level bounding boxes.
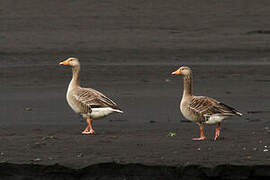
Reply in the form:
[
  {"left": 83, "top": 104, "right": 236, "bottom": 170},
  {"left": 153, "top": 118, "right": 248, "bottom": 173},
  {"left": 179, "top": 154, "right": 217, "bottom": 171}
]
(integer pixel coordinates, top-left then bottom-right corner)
[
  {"left": 171, "top": 66, "right": 191, "bottom": 76},
  {"left": 59, "top": 57, "right": 80, "bottom": 67}
]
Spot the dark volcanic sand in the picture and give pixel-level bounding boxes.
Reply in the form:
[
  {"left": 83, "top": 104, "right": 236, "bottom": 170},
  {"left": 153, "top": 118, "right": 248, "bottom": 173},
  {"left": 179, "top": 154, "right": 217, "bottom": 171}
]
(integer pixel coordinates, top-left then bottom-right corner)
[{"left": 1, "top": 0, "right": 270, "bottom": 179}]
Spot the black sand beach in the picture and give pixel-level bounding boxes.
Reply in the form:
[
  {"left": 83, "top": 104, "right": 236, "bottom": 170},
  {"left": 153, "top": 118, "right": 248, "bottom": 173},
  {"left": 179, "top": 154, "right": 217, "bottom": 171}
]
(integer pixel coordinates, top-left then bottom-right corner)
[{"left": 1, "top": 0, "right": 270, "bottom": 179}]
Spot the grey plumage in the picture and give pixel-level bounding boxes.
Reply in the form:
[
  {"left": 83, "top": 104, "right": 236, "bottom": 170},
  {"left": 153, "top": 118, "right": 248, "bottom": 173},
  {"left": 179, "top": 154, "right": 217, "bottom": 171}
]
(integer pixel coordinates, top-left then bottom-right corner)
[
  {"left": 187, "top": 96, "right": 242, "bottom": 123},
  {"left": 68, "top": 87, "right": 122, "bottom": 116}
]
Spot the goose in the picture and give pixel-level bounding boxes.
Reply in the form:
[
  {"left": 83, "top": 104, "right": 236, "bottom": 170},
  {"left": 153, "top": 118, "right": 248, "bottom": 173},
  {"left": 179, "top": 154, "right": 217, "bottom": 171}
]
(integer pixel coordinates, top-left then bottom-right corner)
[
  {"left": 59, "top": 57, "right": 123, "bottom": 135},
  {"left": 171, "top": 66, "right": 242, "bottom": 141}
]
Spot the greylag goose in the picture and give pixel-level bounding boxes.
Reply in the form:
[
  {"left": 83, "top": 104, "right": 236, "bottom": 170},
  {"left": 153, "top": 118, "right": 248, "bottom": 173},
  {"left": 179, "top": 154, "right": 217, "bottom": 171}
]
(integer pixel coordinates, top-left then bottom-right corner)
[
  {"left": 59, "top": 57, "right": 123, "bottom": 135},
  {"left": 171, "top": 66, "right": 242, "bottom": 141}
]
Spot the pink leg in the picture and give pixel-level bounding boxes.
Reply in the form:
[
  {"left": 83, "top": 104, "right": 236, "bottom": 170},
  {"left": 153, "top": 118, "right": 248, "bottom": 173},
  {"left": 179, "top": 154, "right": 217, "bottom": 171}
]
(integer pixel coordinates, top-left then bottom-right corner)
[
  {"left": 82, "top": 118, "right": 95, "bottom": 135},
  {"left": 214, "top": 123, "right": 221, "bottom": 141},
  {"left": 192, "top": 124, "right": 206, "bottom": 141}
]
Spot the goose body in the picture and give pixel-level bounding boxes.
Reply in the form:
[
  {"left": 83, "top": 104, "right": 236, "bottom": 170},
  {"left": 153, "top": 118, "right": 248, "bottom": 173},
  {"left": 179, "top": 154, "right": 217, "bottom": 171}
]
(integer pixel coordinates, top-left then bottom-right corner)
[
  {"left": 60, "top": 57, "right": 123, "bottom": 134},
  {"left": 172, "top": 66, "right": 242, "bottom": 140},
  {"left": 66, "top": 87, "right": 122, "bottom": 119},
  {"left": 180, "top": 95, "right": 242, "bottom": 125}
]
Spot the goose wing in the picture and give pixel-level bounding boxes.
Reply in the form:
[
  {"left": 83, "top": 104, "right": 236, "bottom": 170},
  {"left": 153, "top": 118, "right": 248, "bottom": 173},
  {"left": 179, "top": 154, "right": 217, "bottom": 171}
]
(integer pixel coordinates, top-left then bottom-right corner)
[
  {"left": 188, "top": 96, "right": 242, "bottom": 119},
  {"left": 71, "top": 87, "right": 121, "bottom": 114}
]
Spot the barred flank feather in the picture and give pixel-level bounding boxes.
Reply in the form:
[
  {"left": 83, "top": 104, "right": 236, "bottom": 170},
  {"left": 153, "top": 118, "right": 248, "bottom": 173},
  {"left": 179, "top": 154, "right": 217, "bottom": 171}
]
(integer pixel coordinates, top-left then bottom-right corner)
[{"left": 188, "top": 96, "right": 242, "bottom": 122}]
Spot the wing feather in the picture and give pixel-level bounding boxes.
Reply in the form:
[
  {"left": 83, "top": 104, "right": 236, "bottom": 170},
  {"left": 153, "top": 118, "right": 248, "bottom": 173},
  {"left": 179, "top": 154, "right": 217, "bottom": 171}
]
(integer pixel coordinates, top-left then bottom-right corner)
[
  {"left": 71, "top": 87, "right": 121, "bottom": 114},
  {"left": 188, "top": 96, "right": 242, "bottom": 120}
]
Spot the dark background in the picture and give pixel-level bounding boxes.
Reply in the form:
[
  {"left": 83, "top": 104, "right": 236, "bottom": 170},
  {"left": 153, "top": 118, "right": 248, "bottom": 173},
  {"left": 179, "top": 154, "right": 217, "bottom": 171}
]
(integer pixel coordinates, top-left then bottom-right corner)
[{"left": 0, "top": 0, "right": 270, "bottom": 168}]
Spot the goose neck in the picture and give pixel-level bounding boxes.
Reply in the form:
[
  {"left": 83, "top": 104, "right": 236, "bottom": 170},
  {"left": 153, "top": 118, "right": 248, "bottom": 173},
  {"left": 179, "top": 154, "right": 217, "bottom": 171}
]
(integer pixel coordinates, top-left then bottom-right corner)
[
  {"left": 182, "top": 73, "right": 192, "bottom": 97},
  {"left": 69, "top": 65, "right": 80, "bottom": 89}
]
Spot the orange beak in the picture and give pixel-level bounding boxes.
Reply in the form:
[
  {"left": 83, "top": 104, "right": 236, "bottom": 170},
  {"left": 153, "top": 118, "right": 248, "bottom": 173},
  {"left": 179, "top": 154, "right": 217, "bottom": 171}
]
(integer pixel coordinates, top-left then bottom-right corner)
[
  {"left": 171, "top": 69, "right": 181, "bottom": 75},
  {"left": 59, "top": 60, "right": 70, "bottom": 66}
]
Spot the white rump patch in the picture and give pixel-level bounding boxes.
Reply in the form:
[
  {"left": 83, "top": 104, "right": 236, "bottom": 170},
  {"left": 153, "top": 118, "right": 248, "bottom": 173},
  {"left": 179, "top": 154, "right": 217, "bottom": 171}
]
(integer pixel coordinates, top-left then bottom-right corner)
[
  {"left": 205, "top": 113, "right": 233, "bottom": 125},
  {"left": 89, "top": 107, "right": 123, "bottom": 119}
]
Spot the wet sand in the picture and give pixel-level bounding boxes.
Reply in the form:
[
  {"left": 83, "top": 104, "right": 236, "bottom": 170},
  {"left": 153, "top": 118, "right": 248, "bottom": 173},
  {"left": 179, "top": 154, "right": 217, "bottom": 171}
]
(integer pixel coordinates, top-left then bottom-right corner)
[
  {"left": 1, "top": 0, "right": 270, "bottom": 179},
  {"left": 1, "top": 64, "right": 270, "bottom": 169}
]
